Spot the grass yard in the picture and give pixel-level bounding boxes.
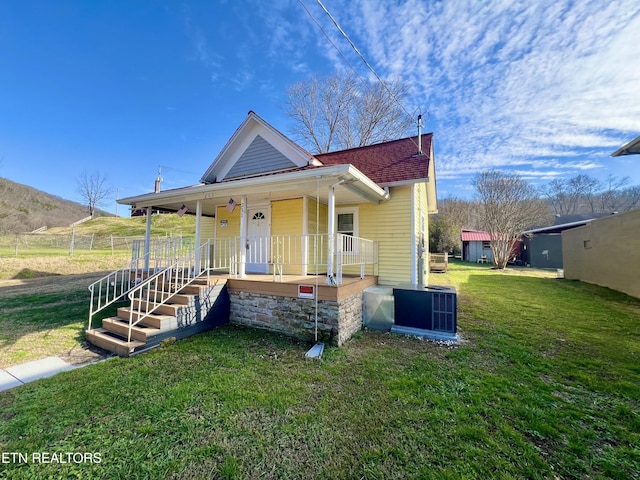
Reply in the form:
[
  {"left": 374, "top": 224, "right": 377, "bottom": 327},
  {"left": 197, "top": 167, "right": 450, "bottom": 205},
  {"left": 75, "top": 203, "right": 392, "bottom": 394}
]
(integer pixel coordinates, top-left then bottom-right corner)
[
  {"left": 0, "top": 262, "right": 639, "bottom": 479},
  {"left": 0, "top": 272, "right": 119, "bottom": 367}
]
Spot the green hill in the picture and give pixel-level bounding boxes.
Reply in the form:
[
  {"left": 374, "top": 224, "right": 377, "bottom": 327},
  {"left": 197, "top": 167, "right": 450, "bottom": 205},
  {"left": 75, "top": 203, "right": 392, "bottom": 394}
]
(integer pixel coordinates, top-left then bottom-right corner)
[
  {"left": 0, "top": 177, "right": 107, "bottom": 233},
  {"left": 46, "top": 214, "right": 196, "bottom": 237}
]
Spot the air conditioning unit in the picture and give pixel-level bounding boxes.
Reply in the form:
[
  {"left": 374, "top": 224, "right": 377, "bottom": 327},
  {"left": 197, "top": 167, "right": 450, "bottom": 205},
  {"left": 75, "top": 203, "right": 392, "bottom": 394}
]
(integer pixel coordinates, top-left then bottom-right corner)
[{"left": 391, "top": 285, "right": 457, "bottom": 341}]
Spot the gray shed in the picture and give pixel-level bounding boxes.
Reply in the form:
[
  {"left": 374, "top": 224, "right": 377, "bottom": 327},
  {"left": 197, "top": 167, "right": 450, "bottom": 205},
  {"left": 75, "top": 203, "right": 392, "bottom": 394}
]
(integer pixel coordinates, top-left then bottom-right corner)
[{"left": 521, "top": 218, "right": 602, "bottom": 269}]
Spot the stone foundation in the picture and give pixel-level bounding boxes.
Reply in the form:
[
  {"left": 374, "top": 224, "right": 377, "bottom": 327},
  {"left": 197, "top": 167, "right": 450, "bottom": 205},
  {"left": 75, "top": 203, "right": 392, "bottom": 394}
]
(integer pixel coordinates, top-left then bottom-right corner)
[{"left": 229, "top": 290, "right": 362, "bottom": 346}]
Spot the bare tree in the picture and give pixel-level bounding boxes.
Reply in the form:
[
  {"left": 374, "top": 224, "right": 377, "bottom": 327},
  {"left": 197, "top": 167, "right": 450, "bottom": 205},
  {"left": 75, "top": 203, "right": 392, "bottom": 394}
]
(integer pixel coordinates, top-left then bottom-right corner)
[
  {"left": 540, "top": 178, "right": 569, "bottom": 215},
  {"left": 540, "top": 174, "right": 600, "bottom": 215},
  {"left": 284, "top": 72, "right": 413, "bottom": 153},
  {"left": 599, "top": 175, "right": 630, "bottom": 212},
  {"left": 619, "top": 185, "right": 640, "bottom": 211},
  {"left": 474, "top": 170, "right": 551, "bottom": 269},
  {"left": 76, "top": 170, "right": 112, "bottom": 217}
]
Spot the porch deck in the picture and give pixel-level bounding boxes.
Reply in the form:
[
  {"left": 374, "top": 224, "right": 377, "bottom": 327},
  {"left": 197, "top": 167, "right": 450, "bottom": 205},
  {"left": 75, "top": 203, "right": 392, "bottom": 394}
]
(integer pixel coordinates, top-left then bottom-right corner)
[{"left": 220, "top": 273, "right": 378, "bottom": 301}]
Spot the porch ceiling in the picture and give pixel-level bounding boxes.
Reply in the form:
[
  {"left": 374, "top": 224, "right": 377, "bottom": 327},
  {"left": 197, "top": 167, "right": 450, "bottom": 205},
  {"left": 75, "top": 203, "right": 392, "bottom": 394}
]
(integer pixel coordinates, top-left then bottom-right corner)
[{"left": 118, "top": 164, "right": 389, "bottom": 216}]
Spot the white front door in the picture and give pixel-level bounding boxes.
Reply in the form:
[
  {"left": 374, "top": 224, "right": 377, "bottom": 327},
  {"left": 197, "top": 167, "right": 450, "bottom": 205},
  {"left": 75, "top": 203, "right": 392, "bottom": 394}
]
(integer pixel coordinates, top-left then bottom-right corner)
[{"left": 246, "top": 206, "right": 270, "bottom": 273}]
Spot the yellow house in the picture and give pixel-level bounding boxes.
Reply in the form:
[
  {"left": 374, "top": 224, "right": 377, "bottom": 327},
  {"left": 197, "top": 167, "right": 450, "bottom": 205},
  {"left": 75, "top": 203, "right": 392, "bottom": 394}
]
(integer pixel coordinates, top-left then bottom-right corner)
[
  {"left": 121, "top": 111, "right": 437, "bottom": 285},
  {"left": 88, "top": 112, "right": 438, "bottom": 355}
]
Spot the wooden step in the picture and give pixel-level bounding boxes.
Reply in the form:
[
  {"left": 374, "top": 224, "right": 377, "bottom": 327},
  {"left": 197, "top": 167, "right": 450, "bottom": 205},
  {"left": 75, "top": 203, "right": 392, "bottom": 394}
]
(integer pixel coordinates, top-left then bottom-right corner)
[
  {"left": 131, "top": 299, "right": 180, "bottom": 316},
  {"left": 102, "top": 317, "right": 161, "bottom": 342},
  {"left": 139, "top": 289, "right": 194, "bottom": 306},
  {"left": 86, "top": 328, "right": 145, "bottom": 357},
  {"left": 117, "top": 307, "right": 177, "bottom": 329},
  {"left": 177, "top": 284, "right": 204, "bottom": 295}
]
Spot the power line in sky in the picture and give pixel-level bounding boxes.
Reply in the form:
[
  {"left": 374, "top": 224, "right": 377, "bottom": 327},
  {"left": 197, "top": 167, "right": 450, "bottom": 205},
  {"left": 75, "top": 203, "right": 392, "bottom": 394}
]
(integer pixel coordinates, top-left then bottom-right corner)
[{"left": 298, "top": 0, "right": 426, "bottom": 152}]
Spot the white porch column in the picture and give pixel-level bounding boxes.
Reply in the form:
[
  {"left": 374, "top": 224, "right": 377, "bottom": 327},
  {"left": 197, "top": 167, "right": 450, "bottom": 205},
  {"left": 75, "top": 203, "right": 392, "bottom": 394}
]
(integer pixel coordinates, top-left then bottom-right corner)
[
  {"left": 327, "top": 186, "right": 335, "bottom": 280},
  {"left": 194, "top": 200, "right": 202, "bottom": 273},
  {"left": 144, "top": 206, "right": 152, "bottom": 271},
  {"left": 238, "top": 196, "right": 247, "bottom": 278},
  {"left": 302, "top": 196, "right": 308, "bottom": 276}
]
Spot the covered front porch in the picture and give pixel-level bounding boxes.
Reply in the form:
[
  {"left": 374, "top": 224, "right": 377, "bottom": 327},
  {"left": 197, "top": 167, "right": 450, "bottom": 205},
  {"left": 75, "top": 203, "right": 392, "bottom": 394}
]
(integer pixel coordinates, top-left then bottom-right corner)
[{"left": 126, "top": 163, "right": 387, "bottom": 287}]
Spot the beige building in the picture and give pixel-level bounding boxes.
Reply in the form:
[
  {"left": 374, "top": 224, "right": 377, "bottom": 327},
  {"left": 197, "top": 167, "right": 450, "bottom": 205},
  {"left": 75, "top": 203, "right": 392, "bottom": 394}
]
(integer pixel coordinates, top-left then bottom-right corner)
[{"left": 562, "top": 208, "right": 640, "bottom": 299}]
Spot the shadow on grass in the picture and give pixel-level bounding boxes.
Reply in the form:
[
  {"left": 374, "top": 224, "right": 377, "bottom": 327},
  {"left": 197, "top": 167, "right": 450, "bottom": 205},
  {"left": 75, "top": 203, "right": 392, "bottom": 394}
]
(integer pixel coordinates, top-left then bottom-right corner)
[{"left": 11, "top": 268, "right": 62, "bottom": 280}]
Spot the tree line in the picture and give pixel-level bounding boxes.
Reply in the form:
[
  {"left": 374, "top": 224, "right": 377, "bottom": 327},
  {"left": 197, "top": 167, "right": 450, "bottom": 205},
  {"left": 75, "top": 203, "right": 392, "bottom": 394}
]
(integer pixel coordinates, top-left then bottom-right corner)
[{"left": 430, "top": 172, "right": 640, "bottom": 268}]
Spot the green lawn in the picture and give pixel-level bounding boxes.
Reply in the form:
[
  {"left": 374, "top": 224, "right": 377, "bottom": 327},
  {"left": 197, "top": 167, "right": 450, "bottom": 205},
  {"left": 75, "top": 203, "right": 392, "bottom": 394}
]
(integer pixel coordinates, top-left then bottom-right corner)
[{"left": 0, "top": 263, "right": 639, "bottom": 479}]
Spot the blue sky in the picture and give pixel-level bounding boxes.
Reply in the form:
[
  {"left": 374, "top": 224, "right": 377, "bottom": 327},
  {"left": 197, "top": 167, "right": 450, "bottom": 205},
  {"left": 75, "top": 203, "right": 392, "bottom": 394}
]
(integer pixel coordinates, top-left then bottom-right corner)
[{"left": 1, "top": 0, "right": 639, "bottom": 215}]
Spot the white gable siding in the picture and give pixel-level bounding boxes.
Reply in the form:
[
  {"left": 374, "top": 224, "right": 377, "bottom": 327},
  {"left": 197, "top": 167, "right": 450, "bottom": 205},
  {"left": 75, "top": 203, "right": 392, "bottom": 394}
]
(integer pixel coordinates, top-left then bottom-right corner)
[{"left": 225, "top": 135, "right": 297, "bottom": 179}]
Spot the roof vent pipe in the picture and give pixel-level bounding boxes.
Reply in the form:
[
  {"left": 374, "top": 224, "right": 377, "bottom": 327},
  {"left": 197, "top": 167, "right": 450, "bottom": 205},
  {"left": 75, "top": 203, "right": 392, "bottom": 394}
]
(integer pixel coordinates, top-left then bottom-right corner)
[{"left": 417, "top": 114, "right": 423, "bottom": 155}]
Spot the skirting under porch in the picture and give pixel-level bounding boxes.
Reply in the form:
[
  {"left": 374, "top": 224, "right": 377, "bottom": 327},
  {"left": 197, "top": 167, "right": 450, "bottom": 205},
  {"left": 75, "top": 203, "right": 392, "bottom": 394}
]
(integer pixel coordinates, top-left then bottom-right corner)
[{"left": 221, "top": 274, "right": 377, "bottom": 346}]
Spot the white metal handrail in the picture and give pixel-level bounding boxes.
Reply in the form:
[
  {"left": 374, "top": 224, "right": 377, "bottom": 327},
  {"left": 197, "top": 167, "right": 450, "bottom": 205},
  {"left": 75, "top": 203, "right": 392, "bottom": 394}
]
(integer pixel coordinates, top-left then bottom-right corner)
[
  {"left": 125, "top": 240, "right": 211, "bottom": 343},
  {"left": 87, "top": 237, "right": 195, "bottom": 331},
  {"left": 87, "top": 252, "right": 152, "bottom": 331}
]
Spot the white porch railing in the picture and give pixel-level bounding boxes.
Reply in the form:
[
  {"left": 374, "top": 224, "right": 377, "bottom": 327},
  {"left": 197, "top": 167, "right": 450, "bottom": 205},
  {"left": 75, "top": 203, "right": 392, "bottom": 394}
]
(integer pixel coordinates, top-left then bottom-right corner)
[
  {"left": 335, "top": 233, "right": 376, "bottom": 285},
  {"left": 210, "top": 233, "right": 375, "bottom": 285},
  {"left": 131, "top": 238, "right": 194, "bottom": 271},
  {"left": 89, "top": 234, "right": 375, "bottom": 330}
]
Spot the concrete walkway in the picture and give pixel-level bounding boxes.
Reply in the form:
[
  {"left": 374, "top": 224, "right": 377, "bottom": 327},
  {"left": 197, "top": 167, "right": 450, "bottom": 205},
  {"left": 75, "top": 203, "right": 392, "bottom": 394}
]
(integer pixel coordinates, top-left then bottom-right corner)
[{"left": 0, "top": 356, "right": 77, "bottom": 393}]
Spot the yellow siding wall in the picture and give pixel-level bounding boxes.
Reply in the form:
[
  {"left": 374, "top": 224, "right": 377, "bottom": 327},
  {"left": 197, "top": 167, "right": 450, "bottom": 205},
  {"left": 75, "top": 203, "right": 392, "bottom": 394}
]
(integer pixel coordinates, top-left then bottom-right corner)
[
  {"left": 414, "top": 182, "right": 429, "bottom": 285},
  {"left": 215, "top": 204, "right": 241, "bottom": 239},
  {"left": 307, "top": 198, "right": 328, "bottom": 235},
  {"left": 271, "top": 199, "right": 303, "bottom": 236},
  {"left": 271, "top": 199, "right": 304, "bottom": 274},
  {"left": 212, "top": 204, "right": 241, "bottom": 268},
  {"left": 341, "top": 186, "right": 413, "bottom": 285},
  {"left": 200, "top": 216, "right": 215, "bottom": 243},
  {"left": 562, "top": 209, "right": 640, "bottom": 299},
  {"left": 308, "top": 198, "right": 328, "bottom": 270}
]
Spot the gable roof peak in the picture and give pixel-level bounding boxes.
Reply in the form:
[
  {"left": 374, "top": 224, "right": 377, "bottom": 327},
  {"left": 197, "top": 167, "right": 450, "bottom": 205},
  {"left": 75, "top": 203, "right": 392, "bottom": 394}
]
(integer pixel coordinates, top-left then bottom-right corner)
[{"left": 200, "top": 111, "right": 319, "bottom": 184}]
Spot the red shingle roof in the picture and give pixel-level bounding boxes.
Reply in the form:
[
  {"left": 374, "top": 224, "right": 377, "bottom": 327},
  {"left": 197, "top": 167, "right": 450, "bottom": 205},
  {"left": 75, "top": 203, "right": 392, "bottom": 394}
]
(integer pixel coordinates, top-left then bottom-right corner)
[
  {"left": 461, "top": 230, "right": 491, "bottom": 242},
  {"left": 314, "top": 134, "right": 432, "bottom": 185}
]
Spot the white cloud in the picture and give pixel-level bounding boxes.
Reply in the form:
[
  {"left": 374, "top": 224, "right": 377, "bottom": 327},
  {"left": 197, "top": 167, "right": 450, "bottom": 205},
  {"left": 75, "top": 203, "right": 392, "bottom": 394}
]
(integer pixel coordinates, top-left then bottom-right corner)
[{"left": 317, "top": 0, "right": 640, "bottom": 183}]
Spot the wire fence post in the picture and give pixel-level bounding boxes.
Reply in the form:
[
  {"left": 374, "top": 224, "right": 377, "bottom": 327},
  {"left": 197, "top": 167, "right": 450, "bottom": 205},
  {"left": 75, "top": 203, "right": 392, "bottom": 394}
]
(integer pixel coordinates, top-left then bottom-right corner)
[
  {"left": 15, "top": 234, "right": 19, "bottom": 257},
  {"left": 69, "top": 228, "right": 75, "bottom": 257}
]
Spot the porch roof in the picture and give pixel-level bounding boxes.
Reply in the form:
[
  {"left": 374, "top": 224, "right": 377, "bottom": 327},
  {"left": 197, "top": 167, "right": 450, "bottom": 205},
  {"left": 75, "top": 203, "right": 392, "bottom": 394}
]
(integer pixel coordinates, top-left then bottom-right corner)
[{"left": 118, "top": 163, "right": 390, "bottom": 217}]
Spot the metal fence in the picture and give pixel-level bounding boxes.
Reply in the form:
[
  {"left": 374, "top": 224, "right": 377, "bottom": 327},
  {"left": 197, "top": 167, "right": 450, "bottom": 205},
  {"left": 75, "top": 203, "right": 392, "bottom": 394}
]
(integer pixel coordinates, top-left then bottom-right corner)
[{"left": 0, "top": 233, "right": 191, "bottom": 258}]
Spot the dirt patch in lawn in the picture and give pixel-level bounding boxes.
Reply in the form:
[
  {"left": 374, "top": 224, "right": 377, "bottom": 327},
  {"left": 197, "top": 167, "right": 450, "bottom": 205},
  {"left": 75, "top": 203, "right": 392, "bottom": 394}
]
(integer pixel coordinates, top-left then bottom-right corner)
[{"left": 58, "top": 342, "right": 113, "bottom": 366}]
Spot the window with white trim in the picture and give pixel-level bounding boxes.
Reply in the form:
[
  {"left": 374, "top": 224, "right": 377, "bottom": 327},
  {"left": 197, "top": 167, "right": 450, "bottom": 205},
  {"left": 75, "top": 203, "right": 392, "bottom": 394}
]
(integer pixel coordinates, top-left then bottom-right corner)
[{"left": 336, "top": 207, "right": 358, "bottom": 252}]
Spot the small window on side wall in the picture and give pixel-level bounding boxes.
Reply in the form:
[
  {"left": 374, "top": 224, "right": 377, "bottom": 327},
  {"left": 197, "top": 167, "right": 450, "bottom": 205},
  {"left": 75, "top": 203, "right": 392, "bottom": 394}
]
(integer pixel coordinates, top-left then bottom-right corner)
[
  {"left": 482, "top": 241, "right": 491, "bottom": 249},
  {"left": 583, "top": 240, "right": 591, "bottom": 249}
]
